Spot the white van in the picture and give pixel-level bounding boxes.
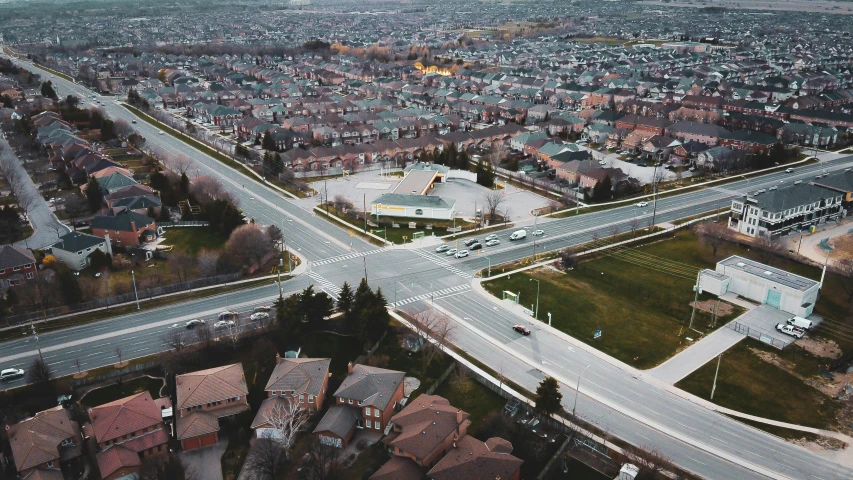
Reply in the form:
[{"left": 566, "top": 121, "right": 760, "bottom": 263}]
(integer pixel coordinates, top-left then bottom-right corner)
[
  {"left": 786, "top": 316, "right": 813, "bottom": 331},
  {"left": 509, "top": 230, "right": 527, "bottom": 241}
]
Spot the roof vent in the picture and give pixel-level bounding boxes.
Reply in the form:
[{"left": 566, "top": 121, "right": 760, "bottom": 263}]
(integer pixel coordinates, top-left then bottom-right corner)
[{"left": 736, "top": 262, "right": 746, "bottom": 267}]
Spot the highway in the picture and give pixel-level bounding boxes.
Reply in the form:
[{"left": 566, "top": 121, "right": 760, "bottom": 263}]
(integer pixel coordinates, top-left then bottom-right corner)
[{"left": 5, "top": 57, "right": 853, "bottom": 479}]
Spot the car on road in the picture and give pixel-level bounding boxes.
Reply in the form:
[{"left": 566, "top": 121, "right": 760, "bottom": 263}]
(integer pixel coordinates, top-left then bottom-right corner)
[
  {"left": 598, "top": 160, "right": 606, "bottom": 166},
  {"left": 214, "top": 320, "right": 236, "bottom": 329},
  {"left": 0, "top": 368, "right": 25, "bottom": 382},
  {"left": 485, "top": 234, "right": 498, "bottom": 241},
  {"left": 532, "top": 229, "right": 545, "bottom": 236},
  {"left": 131, "top": 119, "right": 137, "bottom": 124},
  {"left": 435, "top": 245, "right": 450, "bottom": 253},
  {"left": 486, "top": 239, "right": 500, "bottom": 247},
  {"left": 250, "top": 312, "right": 270, "bottom": 321},
  {"left": 253, "top": 305, "right": 272, "bottom": 313},
  {"left": 218, "top": 311, "right": 239, "bottom": 321},
  {"left": 455, "top": 250, "right": 469, "bottom": 258},
  {"left": 785, "top": 168, "right": 794, "bottom": 173},
  {"left": 775, "top": 323, "right": 804, "bottom": 339},
  {"left": 185, "top": 319, "right": 205, "bottom": 329},
  {"left": 464, "top": 239, "right": 479, "bottom": 247},
  {"left": 635, "top": 201, "right": 648, "bottom": 207},
  {"left": 512, "top": 324, "right": 531, "bottom": 335},
  {"left": 470, "top": 243, "right": 483, "bottom": 251},
  {"left": 445, "top": 248, "right": 458, "bottom": 256},
  {"left": 158, "top": 130, "right": 164, "bottom": 135}
]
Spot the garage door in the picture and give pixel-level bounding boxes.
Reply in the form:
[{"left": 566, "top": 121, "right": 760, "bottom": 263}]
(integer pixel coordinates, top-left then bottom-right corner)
[
  {"left": 257, "top": 428, "right": 284, "bottom": 440},
  {"left": 765, "top": 290, "right": 782, "bottom": 309},
  {"left": 201, "top": 434, "right": 217, "bottom": 447},
  {"left": 183, "top": 438, "right": 201, "bottom": 451}
]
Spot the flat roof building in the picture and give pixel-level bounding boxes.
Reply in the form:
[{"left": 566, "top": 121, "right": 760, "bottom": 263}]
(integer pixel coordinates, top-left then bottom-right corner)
[{"left": 371, "top": 193, "right": 457, "bottom": 221}]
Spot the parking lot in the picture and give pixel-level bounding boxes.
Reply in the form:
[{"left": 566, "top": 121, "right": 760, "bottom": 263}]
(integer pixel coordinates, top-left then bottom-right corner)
[{"left": 726, "top": 304, "right": 820, "bottom": 348}]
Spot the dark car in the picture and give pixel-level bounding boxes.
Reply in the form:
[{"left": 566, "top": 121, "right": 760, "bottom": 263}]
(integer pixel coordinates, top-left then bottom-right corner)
[
  {"left": 470, "top": 243, "right": 483, "bottom": 251},
  {"left": 512, "top": 324, "right": 531, "bottom": 335},
  {"left": 464, "top": 239, "right": 479, "bottom": 247}
]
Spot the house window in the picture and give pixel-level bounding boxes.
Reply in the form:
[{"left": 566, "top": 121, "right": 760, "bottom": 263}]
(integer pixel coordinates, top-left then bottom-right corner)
[
  {"left": 26, "top": 272, "right": 34, "bottom": 280},
  {"left": 375, "top": 410, "right": 379, "bottom": 418},
  {"left": 375, "top": 422, "right": 381, "bottom": 430},
  {"left": 308, "top": 395, "right": 314, "bottom": 403},
  {"left": 366, "top": 420, "right": 372, "bottom": 428},
  {"left": 415, "top": 209, "right": 423, "bottom": 215},
  {"left": 348, "top": 399, "right": 353, "bottom": 404},
  {"left": 13, "top": 266, "right": 19, "bottom": 271},
  {"left": 365, "top": 407, "right": 371, "bottom": 416},
  {"left": 300, "top": 394, "right": 305, "bottom": 402}
]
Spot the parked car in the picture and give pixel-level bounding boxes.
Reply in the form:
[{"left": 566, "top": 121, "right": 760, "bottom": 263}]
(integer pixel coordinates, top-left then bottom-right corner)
[
  {"left": 775, "top": 323, "right": 804, "bottom": 339},
  {"left": 214, "top": 320, "right": 236, "bottom": 329},
  {"left": 445, "top": 248, "right": 458, "bottom": 256},
  {"left": 486, "top": 239, "right": 500, "bottom": 247},
  {"left": 250, "top": 312, "right": 270, "bottom": 321},
  {"left": 435, "top": 245, "right": 450, "bottom": 253},
  {"left": 455, "top": 250, "right": 469, "bottom": 258},
  {"left": 0, "top": 368, "right": 25, "bottom": 382},
  {"left": 185, "top": 319, "right": 205, "bottom": 329},
  {"left": 470, "top": 243, "right": 483, "bottom": 251},
  {"left": 485, "top": 234, "right": 498, "bottom": 241},
  {"left": 635, "top": 201, "right": 648, "bottom": 207},
  {"left": 504, "top": 398, "right": 521, "bottom": 417},
  {"left": 253, "top": 305, "right": 272, "bottom": 313},
  {"left": 787, "top": 316, "right": 813, "bottom": 330},
  {"left": 532, "top": 229, "right": 545, "bottom": 236},
  {"left": 785, "top": 168, "right": 794, "bottom": 173},
  {"left": 512, "top": 324, "right": 531, "bottom": 335}
]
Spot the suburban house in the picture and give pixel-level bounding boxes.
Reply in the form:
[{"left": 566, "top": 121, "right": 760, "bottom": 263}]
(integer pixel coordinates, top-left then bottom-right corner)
[
  {"left": 382, "top": 395, "right": 471, "bottom": 468},
  {"left": 427, "top": 436, "right": 523, "bottom": 480},
  {"left": 86, "top": 392, "right": 171, "bottom": 480},
  {"left": 6, "top": 407, "right": 84, "bottom": 479},
  {"left": 251, "top": 356, "right": 331, "bottom": 439},
  {"left": 91, "top": 210, "right": 160, "bottom": 248},
  {"left": 176, "top": 364, "right": 250, "bottom": 451},
  {"left": 0, "top": 244, "right": 37, "bottom": 287},
  {"left": 49, "top": 231, "right": 111, "bottom": 271},
  {"left": 313, "top": 363, "right": 406, "bottom": 448},
  {"left": 728, "top": 182, "right": 843, "bottom": 238},
  {"left": 695, "top": 146, "right": 736, "bottom": 171}
]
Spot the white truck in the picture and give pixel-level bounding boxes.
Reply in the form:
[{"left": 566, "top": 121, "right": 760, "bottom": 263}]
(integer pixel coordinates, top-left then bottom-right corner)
[
  {"left": 776, "top": 323, "right": 804, "bottom": 339},
  {"left": 786, "top": 316, "right": 813, "bottom": 331},
  {"left": 509, "top": 229, "right": 527, "bottom": 241}
]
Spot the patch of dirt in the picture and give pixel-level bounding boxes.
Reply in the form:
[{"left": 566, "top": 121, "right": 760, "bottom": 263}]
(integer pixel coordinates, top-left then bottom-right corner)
[
  {"left": 750, "top": 348, "right": 839, "bottom": 396},
  {"left": 828, "top": 234, "right": 853, "bottom": 262},
  {"left": 797, "top": 338, "right": 843, "bottom": 360},
  {"left": 688, "top": 299, "right": 734, "bottom": 317},
  {"left": 792, "top": 436, "right": 848, "bottom": 452}
]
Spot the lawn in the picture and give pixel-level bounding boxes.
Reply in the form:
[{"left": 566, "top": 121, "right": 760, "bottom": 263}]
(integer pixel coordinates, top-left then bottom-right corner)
[
  {"left": 80, "top": 375, "right": 165, "bottom": 407},
  {"left": 430, "top": 373, "right": 506, "bottom": 437},
  {"left": 161, "top": 227, "right": 227, "bottom": 255},
  {"left": 675, "top": 338, "right": 842, "bottom": 439},
  {"left": 483, "top": 230, "right": 744, "bottom": 369},
  {"left": 371, "top": 323, "right": 454, "bottom": 392}
]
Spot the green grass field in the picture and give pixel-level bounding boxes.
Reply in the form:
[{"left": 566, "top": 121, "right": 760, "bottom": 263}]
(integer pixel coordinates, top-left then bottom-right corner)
[
  {"left": 161, "top": 227, "right": 227, "bottom": 255},
  {"left": 675, "top": 338, "right": 841, "bottom": 438},
  {"left": 483, "top": 230, "right": 745, "bottom": 369},
  {"left": 431, "top": 374, "right": 506, "bottom": 437}
]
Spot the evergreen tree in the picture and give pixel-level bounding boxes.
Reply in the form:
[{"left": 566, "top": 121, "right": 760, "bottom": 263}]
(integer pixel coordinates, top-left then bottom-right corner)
[
  {"left": 40, "top": 80, "right": 57, "bottom": 99},
  {"left": 591, "top": 175, "right": 612, "bottom": 202},
  {"left": 275, "top": 293, "right": 301, "bottom": 338},
  {"left": 352, "top": 278, "right": 374, "bottom": 318},
  {"left": 272, "top": 152, "right": 284, "bottom": 176},
  {"left": 337, "top": 282, "right": 354, "bottom": 318},
  {"left": 534, "top": 376, "right": 563, "bottom": 417},
  {"left": 179, "top": 172, "right": 190, "bottom": 195},
  {"left": 85, "top": 176, "right": 103, "bottom": 212},
  {"left": 262, "top": 131, "right": 276, "bottom": 151},
  {"left": 57, "top": 267, "right": 83, "bottom": 304}
]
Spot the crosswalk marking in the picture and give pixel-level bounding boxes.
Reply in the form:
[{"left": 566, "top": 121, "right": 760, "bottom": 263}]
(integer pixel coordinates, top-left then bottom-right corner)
[
  {"left": 391, "top": 284, "right": 471, "bottom": 308},
  {"left": 410, "top": 249, "right": 472, "bottom": 279},
  {"left": 308, "top": 272, "right": 342, "bottom": 299},
  {"left": 311, "top": 248, "right": 387, "bottom": 267}
]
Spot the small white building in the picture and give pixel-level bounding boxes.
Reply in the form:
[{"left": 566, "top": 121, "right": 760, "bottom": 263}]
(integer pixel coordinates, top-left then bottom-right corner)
[
  {"left": 370, "top": 193, "right": 457, "bottom": 221},
  {"left": 49, "top": 231, "right": 110, "bottom": 271},
  {"left": 699, "top": 255, "right": 820, "bottom": 317}
]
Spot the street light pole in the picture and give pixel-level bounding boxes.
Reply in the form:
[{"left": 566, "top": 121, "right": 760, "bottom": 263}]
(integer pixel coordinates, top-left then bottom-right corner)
[
  {"left": 711, "top": 353, "right": 723, "bottom": 400},
  {"left": 529, "top": 278, "right": 540, "bottom": 320},
  {"left": 131, "top": 270, "right": 140, "bottom": 310},
  {"left": 572, "top": 364, "right": 591, "bottom": 418}
]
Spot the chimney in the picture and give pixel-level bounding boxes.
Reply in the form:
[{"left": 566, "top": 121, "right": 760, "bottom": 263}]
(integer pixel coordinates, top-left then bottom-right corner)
[{"left": 347, "top": 361, "right": 353, "bottom": 375}]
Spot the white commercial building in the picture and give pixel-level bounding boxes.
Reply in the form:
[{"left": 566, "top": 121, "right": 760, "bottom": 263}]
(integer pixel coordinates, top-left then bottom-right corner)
[
  {"left": 370, "top": 193, "right": 456, "bottom": 221},
  {"left": 698, "top": 255, "right": 820, "bottom": 317}
]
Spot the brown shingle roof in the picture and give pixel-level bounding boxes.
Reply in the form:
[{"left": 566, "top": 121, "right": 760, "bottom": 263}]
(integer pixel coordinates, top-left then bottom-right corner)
[
  {"left": 176, "top": 411, "right": 220, "bottom": 440},
  {"left": 386, "top": 395, "right": 469, "bottom": 464},
  {"left": 7, "top": 407, "right": 79, "bottom": 472},
  {"left": 88, "top": 392, "right": 163, "bottom": 443},
  {"left": 264, "top": 357, "right": 330, "bottom": 396},
  {"left": 427, "top": 436, "right": 522, "bottom": 480},
  {"left": 95, "top": 445, "right": 141, "bottom": 479},
  {"left": 370, "top": 456, "right": 425, "bottom": 480},
  {"left": 176, "top": 363, "right": 248, "bottom": 409}
]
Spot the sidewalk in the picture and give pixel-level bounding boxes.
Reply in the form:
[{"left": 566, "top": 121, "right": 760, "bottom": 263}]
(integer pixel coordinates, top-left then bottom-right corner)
[{"left": 648, "top": 327, "right": 745, "bottom": 385}]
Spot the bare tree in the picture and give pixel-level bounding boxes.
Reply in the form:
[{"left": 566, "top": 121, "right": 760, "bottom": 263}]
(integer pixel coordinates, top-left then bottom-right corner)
[
  {"left": 695, "top": 221, "right": 731, "bottom": 258},
  {"left": 163, "top": 154, "right": 194, "bottom": 176},
  {"left": 167, "top": 250, "right": 195, "bottom": 283},
  {"left": 487, "top": 141, "right": 509, "bottom": 167},
  {"left": 194, "top": 324, "right": 214, "bottom": 353},
  {"left": 73, "top": 357, "right": 82, "bottom": 374},
  {"left": 190, "top": 175, "right": 234, "bottom": 206},
  {"left": 482, "top": 191, "right": 506, "bottom": 224},
  {"left": 332, "top": 194, "right": 353, "bottom": 213},
  {"left": 629, "top": 217, "right": 639, "bottom": 235},
  {"left": 302, "top": 439, "right": 345, "bottom": 480},
  {"left": 830, "top": 258, "right": 853, "bottom": 302},
  {"left": 223, "top": 224, "right": 274, "bottom": 268},
  {"left": 258, "top": 399, "right": 311, "bottom": 461},
  {"left": 28, "top": 357, "right": 51, "bottom": 386},
  {"left": 113, "top": 118, "right": 134, "bottom": 138},
  {"left": 754, "top": 235, "right": 783, "bottom": 265},
  {"left": 163, "top": 329, "right": 187, "bottom": 352},
  {"left": 114, "top": 346, "right": 123, "bottom": 365},
  {"left": 621, "top": 444, "right": 678, "bottom": 480},
  {"left": 242, "top": 438, "right": 283, "bottom": 478},
  {"left": 63, "top": 194, "right": 89, "bottom": 230},
  {"left": 411, "top": 309, "right": 455, "bottom": 374},
  {"left": 196, "top": 249, "right": 219, "bottom": 277},
  {"left": 609, "top": 224, "right": 620, "bottom": 239},
  {"left": 559, "top": 247, "right": 578, "bottom": 270}
]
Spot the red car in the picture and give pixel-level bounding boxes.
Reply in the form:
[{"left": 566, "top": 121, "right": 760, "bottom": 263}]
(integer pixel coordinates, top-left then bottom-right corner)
[{"left": 513, "top": 324, "right": 531, "bottom": 335}]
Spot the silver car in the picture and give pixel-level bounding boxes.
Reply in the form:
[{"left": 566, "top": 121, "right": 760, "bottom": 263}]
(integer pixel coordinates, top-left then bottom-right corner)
[{"left": 435, "top": 245, "right": 450, "bottom": 253}]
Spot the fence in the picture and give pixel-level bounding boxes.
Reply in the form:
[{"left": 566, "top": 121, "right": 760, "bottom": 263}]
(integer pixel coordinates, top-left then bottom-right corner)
[
  {"left": 71, "top": 361, "right": 160, "bottom": 388},
  {"left": 424, "top": 362, "right": 457, "bottom": 395},
  {"left": 160, "top": 221, "right": 209, "bottom": 228},
  {"left": 726, "top": 320, "right": 787, "bottom": 349},
  {"left": 4, "top": 272, "right": 243, "bottom": 325}
]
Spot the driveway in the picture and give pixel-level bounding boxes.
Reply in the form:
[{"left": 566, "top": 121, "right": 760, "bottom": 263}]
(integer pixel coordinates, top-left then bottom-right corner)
[
  {"left": 586, "top": 149, "right": 688, "bottom": 184},
  {"left": 1, "top": 135, "right": 71, "bottom": 249},
  {"left": 179, "top": 436, "right": 227, "bottom": 480}
]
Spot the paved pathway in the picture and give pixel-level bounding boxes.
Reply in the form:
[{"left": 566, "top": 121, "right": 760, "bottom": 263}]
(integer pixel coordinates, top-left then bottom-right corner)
[
  {"left": 649, "top": 327, "right": 745, "bottom": 385},
  {"left": 1, "top": 135, "right": 70, "bottom": 249},
  {"left": 179, "top": 436, "right": 226, "bottom": 480}
]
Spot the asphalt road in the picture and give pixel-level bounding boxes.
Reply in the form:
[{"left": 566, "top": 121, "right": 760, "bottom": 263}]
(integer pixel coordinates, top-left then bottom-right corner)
[
  {"left": 0, "top": 135, "right": 71, "bottom": 249},
  {"left": 6, "top": 57, "right": 853, "bottom": 479}
]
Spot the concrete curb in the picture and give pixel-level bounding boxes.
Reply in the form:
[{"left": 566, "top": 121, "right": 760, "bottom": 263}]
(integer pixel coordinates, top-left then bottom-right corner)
[{"left": 311, "top": 206, "right": 391, "bottom": 246}]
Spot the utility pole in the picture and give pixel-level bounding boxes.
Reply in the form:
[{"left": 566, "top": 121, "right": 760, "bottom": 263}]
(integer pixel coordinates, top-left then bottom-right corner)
[
  {"left": 572, "top": 365, "right": 591, "bottom": 418},
  {"left": 711, "top": 353, "right": 723, "bottom": 400},
  {"left": 363, "top": 256, "right": 368, "bottom": 283},
  {"left": 688, "top": 269, "right": 701, "bottom": 331},
  {"left": 363, "top": 193, "right": 367, "bottom": 233},
  {"left": 131, "top": 270, "right": 140, "bottom": 310},
  {"left": 650, "top": 162, "right": 660, "bottom": 229},
  {"left": 530, "top": 278, "right": 540, "bottom": 320}
]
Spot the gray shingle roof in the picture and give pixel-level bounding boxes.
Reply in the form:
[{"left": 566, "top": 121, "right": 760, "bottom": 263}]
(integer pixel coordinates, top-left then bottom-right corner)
[
  {"left": 51, "top": 231, "right": 106, "bottom": 254},
  {"left": 0, "top": 245, "right": 35, "bottom": 271},
  {"left": 264, "top": 358, "right": 330, "bottom": 396},
  {"left": 334, "top": 365, "right": 405, "bottom": 410},
  {"left": 749, "top": 183, "right": 839, "bottom": 213},
  {"left": 312, "top": 405, "right": 359, "bottom": 438},
  {"left": 91, "top": 211, "right": 155, "bottom": 233}
]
